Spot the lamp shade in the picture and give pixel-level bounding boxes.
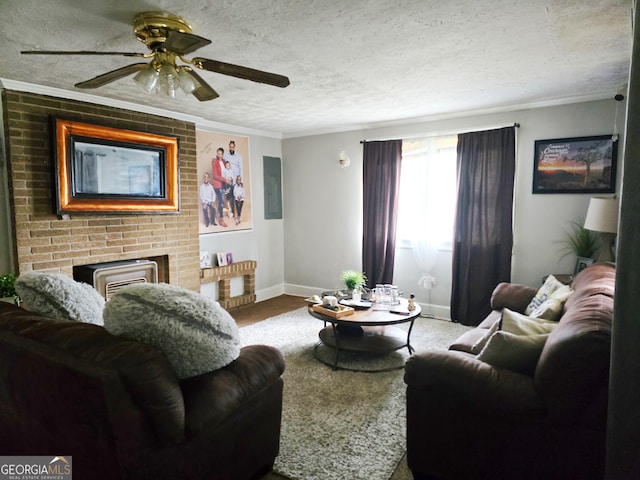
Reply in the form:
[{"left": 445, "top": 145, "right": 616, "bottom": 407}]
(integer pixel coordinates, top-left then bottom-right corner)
[
  {"left": 133, "top": 64, "right": 159, "bottom": 94},
  {"left": 178, "top": 67, "right": 200, "bottom": 95},
  {"left": 584, "top": 196, "right": 619, "bottom": 233}
]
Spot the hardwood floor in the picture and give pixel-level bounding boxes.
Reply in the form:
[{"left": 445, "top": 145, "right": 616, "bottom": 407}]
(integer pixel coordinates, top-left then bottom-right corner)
[{"left": 228, "top": 294, "right": 308, "bottom": 327}]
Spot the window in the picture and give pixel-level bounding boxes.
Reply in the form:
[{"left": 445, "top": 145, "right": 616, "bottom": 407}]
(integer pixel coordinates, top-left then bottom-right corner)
[{"left": 396, "top": 135, "right": 458, "bottom": 248}]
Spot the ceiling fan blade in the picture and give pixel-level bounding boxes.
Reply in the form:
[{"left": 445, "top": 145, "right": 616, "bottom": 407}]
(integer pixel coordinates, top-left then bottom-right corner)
[
  {"left": 163, "top": 31, "right": 211, "bottom": 56},
  {"left": 75, "top": 63, "right": 148, "bottom": 89},
  {"left": 192, "top": 57, "right": 290, "bottom": 88},
  {"left": 21, "top": 50, "right": 146, "bottom": 57},
  {"left": 183, "top": 69, "right": 219, "bottom": 101}
]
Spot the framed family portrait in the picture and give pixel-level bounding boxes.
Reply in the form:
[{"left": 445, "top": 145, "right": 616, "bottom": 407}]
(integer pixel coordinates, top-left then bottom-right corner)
[
  {"left": 53, "top": 118, "right": 179, "bottom": 214},
  {"left": 196, "top": 130, "right": 252, "bottom": 234},
  {"left": 532, "top": 135, "right": 617, "bottom": 194}
]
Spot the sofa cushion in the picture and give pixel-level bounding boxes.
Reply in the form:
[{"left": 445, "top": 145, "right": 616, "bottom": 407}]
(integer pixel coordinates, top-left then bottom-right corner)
[
  {"left": 15, "top": 272, "right": 105, "bottom": 325},
  {"left": 524, "top": 275, "right": 565, "bottom": 315},
  {"left": 104, "top": 283, "right": 240, "bottom": 380},
  {"left": 477, "top": 331, "right": 550, "bottom": 375}
]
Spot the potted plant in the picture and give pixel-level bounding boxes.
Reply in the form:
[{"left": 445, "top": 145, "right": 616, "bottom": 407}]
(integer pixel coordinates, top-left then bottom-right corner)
[
  {"left": 340, "top": 270, "right": 367, "bottom": 300},
  {"left": 0, "top": 272, "right": 19, "bottom": 305},
  {"left": 558, "top": 220, "right": 600, "bottom": 273}
]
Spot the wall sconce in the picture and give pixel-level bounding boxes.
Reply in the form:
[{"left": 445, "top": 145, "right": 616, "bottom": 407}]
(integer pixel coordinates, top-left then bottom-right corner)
[
  {"left": 338, "top": 151, "right": 350, "bottom": 168},
  {"left": 584, "top": 196, "right": 619, "bottom": 262}
]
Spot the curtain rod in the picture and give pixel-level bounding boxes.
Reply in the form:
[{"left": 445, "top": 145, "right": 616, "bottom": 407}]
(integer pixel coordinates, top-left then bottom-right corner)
[{"left": 359, "top": 122, "right": 520, "bottom": 144}]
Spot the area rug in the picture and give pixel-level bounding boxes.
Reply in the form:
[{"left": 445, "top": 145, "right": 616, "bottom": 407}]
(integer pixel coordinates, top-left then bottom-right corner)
[{"left": 240, "top": 307, "right": 470, "bottom": 480}]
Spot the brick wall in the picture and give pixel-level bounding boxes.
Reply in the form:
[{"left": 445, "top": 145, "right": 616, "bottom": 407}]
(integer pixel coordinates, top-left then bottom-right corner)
[{"left": 2, "top": 90, "right": 201, "bottom": 292}]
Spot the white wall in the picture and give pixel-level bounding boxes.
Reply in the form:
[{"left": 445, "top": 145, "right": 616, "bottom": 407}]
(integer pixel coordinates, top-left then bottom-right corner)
[
  {"left": 198, "top": 132, "right": 286, "bottom": 301},
  {"left": 0, "top": 94, "right": 623, "bottom": 312},
  {"left": 282, "top": 99, "right": 624, "bottom": 318}
]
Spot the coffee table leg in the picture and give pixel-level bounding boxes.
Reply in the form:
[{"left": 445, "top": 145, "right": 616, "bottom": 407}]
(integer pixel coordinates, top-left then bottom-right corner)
[
  {"left": 330, "top": 322, "right": 340, "bottom": 369},
  {"left": 406, "top": 317, "right": 416, "bottom": 354}
]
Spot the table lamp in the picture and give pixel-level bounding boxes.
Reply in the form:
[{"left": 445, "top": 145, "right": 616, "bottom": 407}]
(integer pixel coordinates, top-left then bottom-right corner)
[{"left": 584, "top": 196, "right": 619, "bottom": 262}]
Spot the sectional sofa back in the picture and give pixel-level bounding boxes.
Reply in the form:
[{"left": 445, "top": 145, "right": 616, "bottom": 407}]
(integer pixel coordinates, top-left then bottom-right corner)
[
  {"left": 535, "top": 264, "right": 615, "bottom": 427},
  {"left": 0, "top": 303, "right": 186, "bottom": 454}
]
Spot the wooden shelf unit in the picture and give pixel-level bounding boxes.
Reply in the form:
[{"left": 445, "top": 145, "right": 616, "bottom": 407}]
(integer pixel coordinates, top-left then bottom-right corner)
[{"left": 200, "top": 260, "right": 256, "bottom": 309}]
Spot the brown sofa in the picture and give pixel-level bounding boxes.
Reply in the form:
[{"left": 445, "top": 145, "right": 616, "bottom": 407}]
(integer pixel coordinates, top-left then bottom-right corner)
[
  {"left": 404, "top": 263, "right": 615, "bottom": 480},
  {"left": 0, "top": 302, "right": 285, "bottom": 480}
]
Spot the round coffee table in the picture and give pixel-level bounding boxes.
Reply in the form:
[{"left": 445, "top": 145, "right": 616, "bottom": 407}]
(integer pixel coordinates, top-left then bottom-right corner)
[{"left": 308, "top": 299, "right": 421, "bottom": 371}]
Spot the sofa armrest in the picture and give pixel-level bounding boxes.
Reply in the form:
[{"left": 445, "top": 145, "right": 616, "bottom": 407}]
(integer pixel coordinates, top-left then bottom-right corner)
[
  {"left": 491, "top": 282, "right": 538, "bottom": 313},
  {"left": 180, "top": 345, "right": 285, "bottom": 435},
  {"left": 404, "top": 350, "right": 545, "bottom": 416}
]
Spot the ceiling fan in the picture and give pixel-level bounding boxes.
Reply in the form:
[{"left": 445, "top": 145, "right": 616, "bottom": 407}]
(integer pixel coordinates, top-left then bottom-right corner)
[{"left": 21, "top": 11, "right": 290, "bottom": 101}]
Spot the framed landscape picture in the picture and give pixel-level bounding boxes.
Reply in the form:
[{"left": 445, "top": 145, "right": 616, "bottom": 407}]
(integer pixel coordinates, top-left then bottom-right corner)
[{"left": 532, "top": 135, "right": 617, "bottom": 194}]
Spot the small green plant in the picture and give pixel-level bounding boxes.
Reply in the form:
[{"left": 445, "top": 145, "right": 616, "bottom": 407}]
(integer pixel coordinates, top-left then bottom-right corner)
[
  {"left": 558, "top": 220, "right": 600, "bottom": 260},
  {"left": 340, "top": 270, "right": 367, "bottom": 291},
  {"left": 0, "top": 273, "right": 17, "bottom": 299}
]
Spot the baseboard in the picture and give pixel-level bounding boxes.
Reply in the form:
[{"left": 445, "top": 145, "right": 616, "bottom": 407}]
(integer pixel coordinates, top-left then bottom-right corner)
[
  {"left": 256, "top": 284, "right": 286, "bottom": 302},
  {"left": 284, "top": 283, "right": 328, "bottom": 299},
  {"left": 418, "top": 302, "right": 451, "bottom": 321}
]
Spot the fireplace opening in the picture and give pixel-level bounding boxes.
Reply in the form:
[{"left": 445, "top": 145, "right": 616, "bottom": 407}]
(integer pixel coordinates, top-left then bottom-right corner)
[{"left": 73, "top": 259, "right": 158, "bottom": 300}]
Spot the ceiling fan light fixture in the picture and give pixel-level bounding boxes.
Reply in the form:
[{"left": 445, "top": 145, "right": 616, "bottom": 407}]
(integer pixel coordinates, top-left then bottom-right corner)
[
  {"left": 178, "top": 67, "right": 199, "bottom": 95},
  {"left": 158, "top": 61, "right": 180, "bottom": 97},
  {"left": 21, "top": 11, "right": 289, "bottom": 102},
  {"left": 133, "top": 63, "right": 159, "bottom": 93}
]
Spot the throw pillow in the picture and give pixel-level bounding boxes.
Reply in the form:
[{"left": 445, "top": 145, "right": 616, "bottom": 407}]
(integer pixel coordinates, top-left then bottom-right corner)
[
  {"left": 528, "top": 299, "right": 564, "bottom": 321},
  {"left": 500, "top": 308, "right": 557, "bottom": 335},
  {"left": 14, "top": 272, "right": 105, "bottom": 325},
  {"left": 103, "top": 283, "right": 240, "bottom": 380},
  {"left": 471, "top": 308, "right": 556, "bottom": 354},
  {"left": 477, "top": 331, "right": 550, "bottom": 375},
  {"left": 549, "top": 284, "right": 574, "bottom": 302},
  {"left": 524, "top": 275, "right": 566, "bottom": 315},
  {"left": 527, "top": 285, "right": 574, "bottom": 321}
]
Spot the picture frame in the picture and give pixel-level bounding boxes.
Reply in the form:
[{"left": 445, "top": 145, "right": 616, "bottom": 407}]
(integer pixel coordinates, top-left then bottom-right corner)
[
  {"left": 532, "top": 135, "right": 617, "bottom": 194},
  {"left": 53, "top": 118, "right": 180, "bottom": 214},
  {"left": 574, "top": 256, "right": 594, "bottom": 275},
  {"left": 216, "top": 252, "right": 228, "bottom": 266},
  {"left": 196, "top": 130, "right": 252, "bottom": 234},
  {"left": 226, "top": 252, "right": 234, "bottom": 265},
  {"left": 199, "top": 251, "right": 212, "bottom": 269}
]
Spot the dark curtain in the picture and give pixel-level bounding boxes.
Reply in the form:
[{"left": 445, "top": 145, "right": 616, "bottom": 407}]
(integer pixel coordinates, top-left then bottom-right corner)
[
  {"left": 451, "top": 127, "right": 516, "bottom": 326},
  {"left": 362, "top": 140, "right": 402, "bottom": 288}
]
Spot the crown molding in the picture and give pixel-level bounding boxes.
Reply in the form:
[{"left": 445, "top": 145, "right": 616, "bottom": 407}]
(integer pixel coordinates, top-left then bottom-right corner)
[
  {"left": 281, "top": 91, "right": 617, "bottom": 139},
  {"left": 1, "top": 78, "right": 618, "bottom": 141},
  {"left": 0, "top": 78, "right": 282, "bottom": 139}
]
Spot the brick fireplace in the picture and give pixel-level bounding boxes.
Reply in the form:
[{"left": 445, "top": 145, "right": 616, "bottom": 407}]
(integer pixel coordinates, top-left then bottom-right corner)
[{"left": 3, "top": 90, "right": 201, "bottom": 292}]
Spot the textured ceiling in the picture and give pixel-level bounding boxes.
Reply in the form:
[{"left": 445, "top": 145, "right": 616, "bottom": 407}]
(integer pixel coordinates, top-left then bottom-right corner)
[{"left": 0, "top": 0, "right": 633, "bottom": 136}]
